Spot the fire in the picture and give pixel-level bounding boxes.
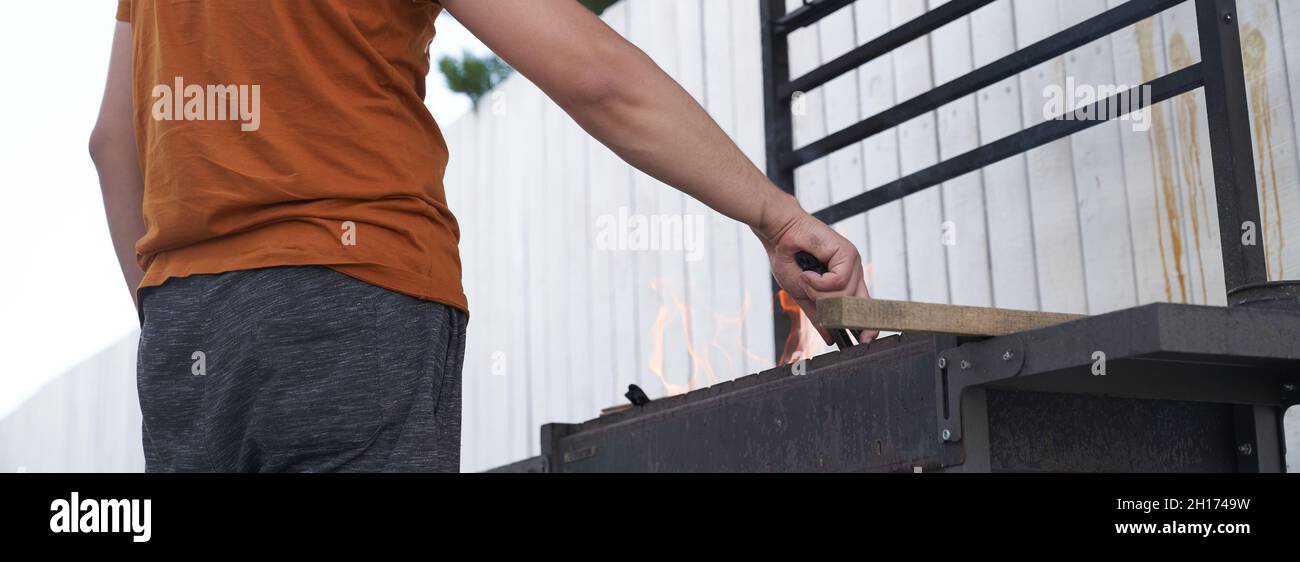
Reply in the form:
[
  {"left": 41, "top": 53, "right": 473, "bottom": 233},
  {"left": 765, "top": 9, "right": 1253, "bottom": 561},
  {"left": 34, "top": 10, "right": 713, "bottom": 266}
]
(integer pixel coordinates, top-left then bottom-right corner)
[
  {"left": 644, "top": 255, "right": 872, "bottom": 397},
  {"left": 671, "top": 291, "right": 717, "bottom": 388},
  {"left": 646, "top": 304, "right": 690, "bottom": 396},
  {"left": 709, "top": 292, "right": 767, "bottom": 376},
  {"left": 776, "top": 261, "right": 874, "bottom": 365},
  {"left": 776, "top": 290, "right": 824, "bottom": 366},
  {"left": 645, "top": 281, "right": 763, "bottom": 397}
]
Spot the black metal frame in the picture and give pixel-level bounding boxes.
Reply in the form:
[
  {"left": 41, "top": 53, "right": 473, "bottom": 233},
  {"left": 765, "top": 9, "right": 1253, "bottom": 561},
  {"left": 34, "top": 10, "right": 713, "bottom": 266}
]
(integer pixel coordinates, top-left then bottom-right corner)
[{"left": 759, "top": 0, "right": 1284, "bottom": 356}]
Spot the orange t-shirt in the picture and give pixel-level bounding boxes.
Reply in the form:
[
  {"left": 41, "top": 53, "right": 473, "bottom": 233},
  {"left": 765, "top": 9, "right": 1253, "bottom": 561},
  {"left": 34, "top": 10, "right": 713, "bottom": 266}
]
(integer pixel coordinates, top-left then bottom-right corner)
[{"left": 116, "top": 0, "right": 467, "bottom": 314}]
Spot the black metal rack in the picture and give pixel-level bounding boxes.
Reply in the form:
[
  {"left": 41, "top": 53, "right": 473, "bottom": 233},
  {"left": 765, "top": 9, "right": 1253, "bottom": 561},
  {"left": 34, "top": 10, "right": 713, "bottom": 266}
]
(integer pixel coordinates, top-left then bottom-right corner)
[{"left": 759, "top": 0, "right": 1292, "bottom": 351}]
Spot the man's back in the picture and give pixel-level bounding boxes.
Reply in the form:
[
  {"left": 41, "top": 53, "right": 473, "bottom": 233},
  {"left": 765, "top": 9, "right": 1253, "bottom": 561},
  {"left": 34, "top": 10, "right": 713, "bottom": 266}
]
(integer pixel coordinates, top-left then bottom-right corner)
[{"left": 121, "top": 0, "right": 465, "bottom": 312}]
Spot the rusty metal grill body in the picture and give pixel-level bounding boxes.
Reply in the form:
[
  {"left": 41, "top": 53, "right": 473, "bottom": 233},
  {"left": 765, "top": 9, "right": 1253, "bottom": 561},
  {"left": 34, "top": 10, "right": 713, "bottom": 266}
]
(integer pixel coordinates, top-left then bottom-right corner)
[{"left": 493, "top": 303, "right": 1298, "bottom": 472}]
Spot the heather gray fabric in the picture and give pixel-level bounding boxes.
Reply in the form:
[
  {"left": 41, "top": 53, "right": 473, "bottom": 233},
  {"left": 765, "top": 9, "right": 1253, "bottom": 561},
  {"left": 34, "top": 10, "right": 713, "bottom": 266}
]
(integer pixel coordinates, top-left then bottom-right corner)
[{"left": 136, "top": 266, "right": 467, "bottom": 473}]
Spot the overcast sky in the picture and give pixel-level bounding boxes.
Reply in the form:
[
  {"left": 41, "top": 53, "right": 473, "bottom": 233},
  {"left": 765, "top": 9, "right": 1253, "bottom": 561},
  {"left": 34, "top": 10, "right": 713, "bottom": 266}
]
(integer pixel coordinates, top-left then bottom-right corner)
[{"left": 0, "top": 3, "right": 490, "bottom": 416}]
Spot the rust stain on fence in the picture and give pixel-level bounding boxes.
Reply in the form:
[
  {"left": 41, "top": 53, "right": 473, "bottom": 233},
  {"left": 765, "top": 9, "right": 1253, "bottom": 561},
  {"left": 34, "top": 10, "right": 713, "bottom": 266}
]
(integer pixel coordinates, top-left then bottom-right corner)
[
  {"left": 1169, "top": 32, "right": 1211, "bottom": 304},
  {"left": 1137, "top": 19, "right": 1186, "bottom": 303},
  {"left": 1242, "top": 24, "right": 1285, "bottom": 279}
]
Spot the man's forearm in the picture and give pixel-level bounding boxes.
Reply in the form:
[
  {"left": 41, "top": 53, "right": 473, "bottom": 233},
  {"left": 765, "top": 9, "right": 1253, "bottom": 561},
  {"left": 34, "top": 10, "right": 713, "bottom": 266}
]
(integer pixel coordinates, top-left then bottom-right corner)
[
  {"left": 92, "top": 22, "right": 145, "bottom": 307},
  {"left": 557, "top": 50, "right": 804, "bottom": 242},
  {"left": 91, "top": 142, "right": 145, "bottom": 306}
]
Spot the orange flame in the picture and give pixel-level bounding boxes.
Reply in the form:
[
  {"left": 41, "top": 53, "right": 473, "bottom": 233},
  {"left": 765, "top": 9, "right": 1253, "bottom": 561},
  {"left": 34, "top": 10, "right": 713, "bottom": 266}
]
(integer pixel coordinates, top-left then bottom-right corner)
[
  {"left": 646, "top": 281, "right": 769, "bottom": 397},
  {"left": 709, "top": 292, "right": 766, "bottom": 377},
  {"left": 777, "top": 290, "right": 811, "bottom": 365},
  {"left": 646, "top": 303, "right": 689, "bottom": 396},
  {"left": 670, "top": 291, "right": 717, "bottom": 388}
]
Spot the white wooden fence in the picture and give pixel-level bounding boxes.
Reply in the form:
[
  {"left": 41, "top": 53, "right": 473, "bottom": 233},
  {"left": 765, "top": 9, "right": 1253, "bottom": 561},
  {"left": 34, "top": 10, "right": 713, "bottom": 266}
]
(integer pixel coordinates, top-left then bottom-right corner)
[{"left": 446, "top": 0, "right": 1300, "bottom": 471}]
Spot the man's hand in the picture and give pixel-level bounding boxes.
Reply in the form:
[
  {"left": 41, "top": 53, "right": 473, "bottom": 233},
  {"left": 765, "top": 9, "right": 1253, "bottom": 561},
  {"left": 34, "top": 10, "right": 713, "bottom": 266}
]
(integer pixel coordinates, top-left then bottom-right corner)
[{"left": 756, "top": 195, "right": 878, "bottom": 345}]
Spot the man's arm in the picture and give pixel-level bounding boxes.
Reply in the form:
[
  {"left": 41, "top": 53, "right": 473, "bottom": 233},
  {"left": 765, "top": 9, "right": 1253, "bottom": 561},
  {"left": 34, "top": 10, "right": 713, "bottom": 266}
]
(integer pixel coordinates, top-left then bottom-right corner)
[
  {"left": 90, "top": 22, "right": 146, "bottom": 309},
  {"left": 440, "top": 0, "right": 876, "bottom": 343}
]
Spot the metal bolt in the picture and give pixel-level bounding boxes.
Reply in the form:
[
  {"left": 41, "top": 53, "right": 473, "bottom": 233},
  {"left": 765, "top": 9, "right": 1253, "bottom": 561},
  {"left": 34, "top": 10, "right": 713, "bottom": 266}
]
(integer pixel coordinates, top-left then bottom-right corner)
[
  {"left": 1223, "top": 12, "right": 1233, "bottom": 23},
  {"left": 960, "top": 359, "right": 971, "bottom": 370},
  {"left": 1237, "top": 443, "right": 1253, "bottom": 456},
  {"left": 1002, "top": 351, "right": 1014, "bottom": 361},
  {"left": 941, "top": 429, "right": 952, "bottom": 441},
  {"left": 938, "top": 357, "right": 947, "bottom": 369}
]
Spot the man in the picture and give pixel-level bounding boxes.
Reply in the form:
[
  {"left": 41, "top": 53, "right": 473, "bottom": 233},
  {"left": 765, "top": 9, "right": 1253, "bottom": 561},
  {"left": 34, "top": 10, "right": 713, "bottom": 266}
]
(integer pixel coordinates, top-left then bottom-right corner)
[{"left": 92, "top": 0, "right": 875, "bottom": 472}]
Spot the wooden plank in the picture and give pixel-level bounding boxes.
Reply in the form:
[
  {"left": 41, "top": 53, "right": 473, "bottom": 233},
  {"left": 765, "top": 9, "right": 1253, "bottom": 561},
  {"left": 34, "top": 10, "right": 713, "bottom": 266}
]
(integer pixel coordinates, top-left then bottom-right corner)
[
  {"left": 970, "top": 0, "right": 1040, "bottom": 310},
  {"left": 856, "top": 0, "right": 910, "bottom": 303},
  {"left": 817, "top": 297, "right": 1086, "bottom": 337},
  {"left": 1012, "top": 0, "right": 1089, "bottom": 314},
  {"left": 930, "top": 0, "right": 992, "bottom": 307},
  {"left": 1060, "top": 0, "right": 1140, "bottom": 313}
]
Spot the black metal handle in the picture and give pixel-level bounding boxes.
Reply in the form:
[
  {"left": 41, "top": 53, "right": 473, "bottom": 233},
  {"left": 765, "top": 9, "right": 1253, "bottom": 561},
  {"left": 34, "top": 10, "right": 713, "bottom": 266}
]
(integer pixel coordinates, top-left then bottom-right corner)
[{"left": 794, "top": 251, "right": 856, "bottom": 350}]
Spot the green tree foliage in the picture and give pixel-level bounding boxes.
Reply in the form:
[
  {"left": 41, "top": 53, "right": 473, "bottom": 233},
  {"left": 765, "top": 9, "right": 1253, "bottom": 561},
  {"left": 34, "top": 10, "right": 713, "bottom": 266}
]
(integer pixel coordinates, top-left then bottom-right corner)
[
  {"left": 436, "top": 1, "right": 620, "bottom": 106},
  {"left": 437, "top": 50, "right": 513, "bottom": 108},
  {"left": 579, "top": 0, "right": 621, "bottom": 15}
]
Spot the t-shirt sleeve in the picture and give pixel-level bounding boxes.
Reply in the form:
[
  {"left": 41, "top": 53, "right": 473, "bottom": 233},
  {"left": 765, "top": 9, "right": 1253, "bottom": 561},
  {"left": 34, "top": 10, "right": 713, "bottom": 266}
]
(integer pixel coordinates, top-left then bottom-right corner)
[{"left": 116, "top": 0, "right": 131, "bottom": 22}]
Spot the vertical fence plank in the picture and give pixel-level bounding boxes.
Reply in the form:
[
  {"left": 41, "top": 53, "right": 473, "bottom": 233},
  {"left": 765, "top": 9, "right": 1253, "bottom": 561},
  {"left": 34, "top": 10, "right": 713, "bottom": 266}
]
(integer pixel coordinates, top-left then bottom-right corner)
[
  {"left": 930, "top": 0, "right": 993, "bottom": 307},
  {"left": 561, "top": 98, "right": 595, "bottom": 424},
  {"left": 1161, "top": 2, "right": 1227, "bottom": 304},
  {"left": 1059, "top": 0, "right": 1140, "bottom": 313},
  {"left": 970, "top": 0, "right": 1040, "bottom": 310},
  {"left": 856, "top": 0, "right": 909, "bottom": 304},
  {"left": 732, "top": 0, "right": 777, "bottom": 374},
  {"left": 595, "top": 1, "right": 638, "bottom": 412},
  {"left": 818, "top": 6, "right": 871, "bottom": 274},
  {"left": 1013, "top": 0, "right": 1089, "bottom": 313},
  {"left": 1107, "top": 2, "right": 1191, "bottom": 306},
  {"left": 477, "top": 92, "right": 511, "bottom": 467},
  {"left": 701, "top": 0, "right": 747, "bottom": 384},
  {"left": 1239, "top": 0, "right": 1299, "bottom": 282},
  {"left": 539, "top": 99, "right": 569, "bottom": 427},
  {"left": 1282, "top": 0, "right": 1300, "bottom": 282},
  {"left": 891, "top": 0, "right": 950, "bottom": 305}
]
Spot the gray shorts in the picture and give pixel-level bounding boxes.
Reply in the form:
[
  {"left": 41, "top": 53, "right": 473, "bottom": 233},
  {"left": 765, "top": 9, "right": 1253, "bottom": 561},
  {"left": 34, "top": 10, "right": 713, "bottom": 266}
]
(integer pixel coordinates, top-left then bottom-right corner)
[{"left": 137, "top": 266, "right": 467, "bottom": 472}]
